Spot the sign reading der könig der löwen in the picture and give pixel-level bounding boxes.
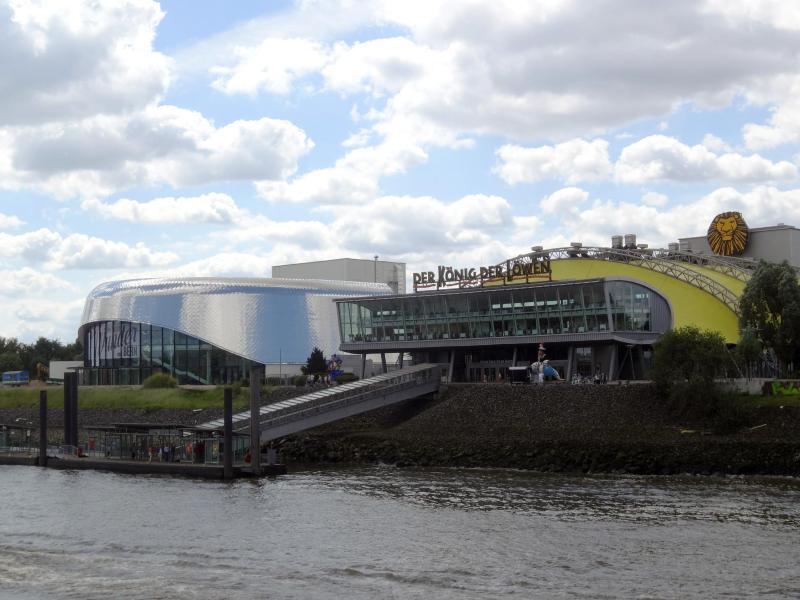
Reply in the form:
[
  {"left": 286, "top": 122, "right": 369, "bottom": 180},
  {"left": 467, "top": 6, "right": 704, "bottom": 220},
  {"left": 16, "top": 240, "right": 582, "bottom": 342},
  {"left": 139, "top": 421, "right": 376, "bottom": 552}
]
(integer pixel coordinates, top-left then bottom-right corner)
[{"left": 413, "top": 257, "right": 551, "bottom": 292}]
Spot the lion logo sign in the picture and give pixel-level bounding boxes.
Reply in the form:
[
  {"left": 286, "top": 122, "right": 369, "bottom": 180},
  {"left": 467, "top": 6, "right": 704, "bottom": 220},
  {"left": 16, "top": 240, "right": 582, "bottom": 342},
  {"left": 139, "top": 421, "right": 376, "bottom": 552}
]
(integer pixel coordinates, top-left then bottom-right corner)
[{"left": 707, "top": 211, "right": 749, "bottom": 256}]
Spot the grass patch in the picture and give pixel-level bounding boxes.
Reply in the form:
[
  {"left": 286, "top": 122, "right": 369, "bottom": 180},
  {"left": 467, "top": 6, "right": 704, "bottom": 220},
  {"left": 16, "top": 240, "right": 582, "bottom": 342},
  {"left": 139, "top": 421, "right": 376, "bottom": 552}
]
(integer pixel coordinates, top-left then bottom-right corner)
[
  {"left": 734, "top": 394, "right": 800, "bottom": 408},
  {"left": 0, "top": 386, "right": 254, "bottom": 410}
]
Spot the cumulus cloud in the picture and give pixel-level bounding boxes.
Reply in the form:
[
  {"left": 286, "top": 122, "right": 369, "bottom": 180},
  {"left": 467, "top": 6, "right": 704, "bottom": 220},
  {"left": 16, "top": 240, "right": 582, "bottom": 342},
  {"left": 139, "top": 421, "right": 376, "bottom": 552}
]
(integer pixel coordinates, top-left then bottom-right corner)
[
  {"left": 257, "top": 138, "right": 426, "bottom": 204},
  {"left": 533, "top": 185, "right": 800, "bottom": 249},
  {"left": 197, "top": 1, "right": 800, "bottom": 203},
  {"left": 0, "top": 0, "right": 169, "bottom": 126},
  {"left": 641, "top": 191, "right": 669, "bottom": 207},
  {"left": 333, "top": 2, "right": 797, "bottom": 139},
  {"left": 211, "top": 38, "right": 328, "bottom": 96},
  {"left": 1, "top": 297, "right": 85, "bottom": 341},
  {"left": 170, "top": 253, "right": 274, "bottom": 278},
  {"left": 0, "top": 212, "right": 24, "bottom": 229},
  {"left": 0, "top": 268, "right": 72, "bottom": 296},
  {"left": 494, "top": 139, "right": 612, "bottom": 184},
  {"left": 328, "top": 193, "right": 513, "bottom": 255},
  {"left": 82, "top": 193, "right": 243, "bottom": 224},
  {"left": 2, "top": 106, "right": 314, "bottom": 200},
  {"left": 741, "top": 75, "right": 800, "bottom": 150},
  {"left": 0, "top": 228, "right": 178, "bottom": 270},
  {"left": 539, "top": 187, "right": 590, "bottom": 214},
  {"left": 615, "top": 135, "right": 797, "bottom": 183}
]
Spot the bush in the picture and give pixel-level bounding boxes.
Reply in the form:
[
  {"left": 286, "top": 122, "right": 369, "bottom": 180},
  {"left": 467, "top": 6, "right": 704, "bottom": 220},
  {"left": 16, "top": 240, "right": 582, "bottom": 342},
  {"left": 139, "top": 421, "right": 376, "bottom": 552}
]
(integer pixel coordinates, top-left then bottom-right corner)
[
  {"left": 651, "top": 326, "right": 727, "bottom": 396},
  {"left": 292, "top": 374, "right": 308, "bottom": 387},
  {"left": 142, "top": 373, "right": 178, "bottom": 389},
  {"left": 334, "top": 372, "right": 358, "bottom": 383},
  {"left": 667, "top": 381, "right": 748, "bottom": 433}
]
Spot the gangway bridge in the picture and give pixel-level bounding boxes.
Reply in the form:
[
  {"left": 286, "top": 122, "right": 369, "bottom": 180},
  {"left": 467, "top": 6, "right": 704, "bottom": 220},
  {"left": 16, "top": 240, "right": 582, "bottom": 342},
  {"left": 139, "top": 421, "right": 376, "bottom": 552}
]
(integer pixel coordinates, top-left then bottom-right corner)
[{"left": 196, "top": 363, "right": 441, "bottom": 444}]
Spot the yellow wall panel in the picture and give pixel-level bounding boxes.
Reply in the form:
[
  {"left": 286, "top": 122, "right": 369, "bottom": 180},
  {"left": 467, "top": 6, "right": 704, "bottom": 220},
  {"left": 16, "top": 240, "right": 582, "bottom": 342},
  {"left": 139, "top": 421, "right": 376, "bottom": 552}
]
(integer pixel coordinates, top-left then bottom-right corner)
[{"left": 549, "top": 259, "right": 740, "bottom": 342}]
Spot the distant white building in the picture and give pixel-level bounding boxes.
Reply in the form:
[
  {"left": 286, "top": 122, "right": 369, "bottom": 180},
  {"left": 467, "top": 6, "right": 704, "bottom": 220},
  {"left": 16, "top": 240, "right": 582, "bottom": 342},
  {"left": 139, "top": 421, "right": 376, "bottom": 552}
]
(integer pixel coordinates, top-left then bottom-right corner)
[
  {"left": 678, "top": 223, "right": 800, "bottom": 267},
  {"left": 49, "top": 361, "right": 83, "bottom": 382},
  {"left": 273, "top": 257, "right": 406, "bottom": 294}
]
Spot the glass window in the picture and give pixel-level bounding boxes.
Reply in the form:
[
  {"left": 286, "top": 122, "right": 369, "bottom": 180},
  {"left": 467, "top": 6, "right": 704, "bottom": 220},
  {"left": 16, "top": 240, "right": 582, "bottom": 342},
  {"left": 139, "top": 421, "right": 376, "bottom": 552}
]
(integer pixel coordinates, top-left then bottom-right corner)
[
  {"left": 161, "top": 328, "right": 173, "bottom": 373},
  {"left": 607, "top": 281, "right": 652, "bottom": 332},
  {"left": 140, "top": 324, "right": 151, "bottom": 368}
]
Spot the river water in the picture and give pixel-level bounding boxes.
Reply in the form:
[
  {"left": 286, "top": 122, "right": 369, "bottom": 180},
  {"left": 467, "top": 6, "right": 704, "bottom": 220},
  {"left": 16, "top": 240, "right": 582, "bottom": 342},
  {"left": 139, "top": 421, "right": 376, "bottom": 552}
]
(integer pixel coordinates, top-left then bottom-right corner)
[{"left": 0, "top": 465, "right": 798, "bottom": 599}]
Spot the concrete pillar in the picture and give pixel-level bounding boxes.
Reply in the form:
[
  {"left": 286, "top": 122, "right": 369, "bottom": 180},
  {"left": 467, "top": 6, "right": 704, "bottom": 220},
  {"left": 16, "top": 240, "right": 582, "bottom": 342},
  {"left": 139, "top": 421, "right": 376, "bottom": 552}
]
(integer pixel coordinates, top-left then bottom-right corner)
[
  {"left": 399, "top": 353, "right": 404, "bottom": 369},
  {"left": 381, "top": 353, "right": 387, "bottom": 374},
  {"left": 360, "top": 354, "right": 366, "bottom": 379},
  {"left": 566, "top": 346, "right": 575, "bottom": 382},
  {"left": 249, "top": 366, "right": 262, "bottom": 475},
  {"left": 447, "top": 350, "right": 455, "bottom": 382},
  {"left": 512, "top": 347, "right": 518, "bottom": 367},
  {"left": 223, "top": 387, "right": 233, "bottom": 480},
  {"left": 608, "top": 344, "right": 618, "bottom": 381},
  {"left": 38, "top": 390, "right": 47, "bottom": 467}
]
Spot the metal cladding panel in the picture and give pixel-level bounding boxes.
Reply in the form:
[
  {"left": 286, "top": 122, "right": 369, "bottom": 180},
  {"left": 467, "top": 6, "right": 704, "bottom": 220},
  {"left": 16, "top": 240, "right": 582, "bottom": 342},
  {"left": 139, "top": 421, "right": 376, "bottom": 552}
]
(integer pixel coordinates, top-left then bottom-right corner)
[{"left": 79, "top": 277, "right": 391, "bottom": 364}]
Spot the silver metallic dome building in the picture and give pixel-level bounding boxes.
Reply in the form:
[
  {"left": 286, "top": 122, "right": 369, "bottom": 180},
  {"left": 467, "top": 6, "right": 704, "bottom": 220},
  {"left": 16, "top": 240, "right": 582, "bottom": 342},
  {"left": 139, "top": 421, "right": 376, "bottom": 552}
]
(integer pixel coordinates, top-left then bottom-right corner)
[{"left": 78, "top": 277, "right": 391, "bottom": 385}]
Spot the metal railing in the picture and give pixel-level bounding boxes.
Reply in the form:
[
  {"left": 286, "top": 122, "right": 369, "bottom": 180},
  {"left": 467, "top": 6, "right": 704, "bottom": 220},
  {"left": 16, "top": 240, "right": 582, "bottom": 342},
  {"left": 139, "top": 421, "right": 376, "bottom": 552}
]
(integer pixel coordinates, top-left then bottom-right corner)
[
  {"left": 254, "top": 372, "right": 438, "bottom": 432},
  {"left": 196, "top": 364, "right": 441, "bottom": 433}
]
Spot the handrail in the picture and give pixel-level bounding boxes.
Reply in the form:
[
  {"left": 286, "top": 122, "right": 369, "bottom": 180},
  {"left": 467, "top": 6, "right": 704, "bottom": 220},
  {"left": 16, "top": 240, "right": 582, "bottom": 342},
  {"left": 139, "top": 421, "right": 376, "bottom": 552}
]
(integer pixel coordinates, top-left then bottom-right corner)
[
  {"left": 197, "top": 364, "right": 441, "bottom": 432},
  {"left": 241, "top": 374, "right": 437, "bottom": 433}
]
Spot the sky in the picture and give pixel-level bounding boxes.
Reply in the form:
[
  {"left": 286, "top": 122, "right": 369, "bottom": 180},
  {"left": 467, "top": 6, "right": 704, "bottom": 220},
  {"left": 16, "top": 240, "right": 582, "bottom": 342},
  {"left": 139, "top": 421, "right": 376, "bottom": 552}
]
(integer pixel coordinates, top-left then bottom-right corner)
[{"left": 2, "top": 0, "right": 800, "bottom": 343}]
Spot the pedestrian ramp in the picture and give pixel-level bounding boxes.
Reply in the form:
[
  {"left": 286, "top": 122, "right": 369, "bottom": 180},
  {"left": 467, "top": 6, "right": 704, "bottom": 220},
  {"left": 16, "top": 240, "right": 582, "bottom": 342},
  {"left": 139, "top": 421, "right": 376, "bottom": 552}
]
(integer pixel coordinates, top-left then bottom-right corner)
[{"left": 196, "top": 363, "right": 441, "bottom": 443}]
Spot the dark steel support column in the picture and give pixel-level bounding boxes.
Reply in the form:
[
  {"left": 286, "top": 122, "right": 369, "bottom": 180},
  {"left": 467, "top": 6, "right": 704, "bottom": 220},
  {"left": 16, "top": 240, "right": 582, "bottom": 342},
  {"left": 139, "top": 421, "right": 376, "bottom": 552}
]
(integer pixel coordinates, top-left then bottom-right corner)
[
  {"left": 398, "top": 353, "right": 404, "bottom": 369},
  {"left": 223, "top": 387, "right": 233, "bottom": 480},
  {"left": 39, "top": 390, "right": 47, "bottom": 467},
  {"left": 249, "top": 366, "right": 262, "bottom": 475},
  {"left": 381, "top": 353, "right": 387, "bottom": 374},
  {"left": 360, "top": 354, "right": 366, "bottom": 379},
  {"left": 70, "top": 373, "right": 79, "bottom": 449},
  {"left": 63, "top": 373, "right": 71, "bottom": 446}
]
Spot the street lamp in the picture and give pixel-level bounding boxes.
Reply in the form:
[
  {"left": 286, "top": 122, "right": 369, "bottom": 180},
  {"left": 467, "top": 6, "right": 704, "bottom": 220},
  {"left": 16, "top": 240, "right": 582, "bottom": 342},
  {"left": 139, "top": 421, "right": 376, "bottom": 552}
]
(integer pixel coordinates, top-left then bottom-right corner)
[{"left": 374, "top": 255, "right": 379, "bottom": 283}]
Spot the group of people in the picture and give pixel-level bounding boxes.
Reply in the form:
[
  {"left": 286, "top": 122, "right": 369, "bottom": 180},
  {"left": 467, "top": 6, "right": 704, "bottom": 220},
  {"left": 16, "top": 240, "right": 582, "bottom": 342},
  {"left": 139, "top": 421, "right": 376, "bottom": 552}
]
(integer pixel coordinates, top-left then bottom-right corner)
[{"left": 146, "top": 445, "right": 179, "bottom": 462}]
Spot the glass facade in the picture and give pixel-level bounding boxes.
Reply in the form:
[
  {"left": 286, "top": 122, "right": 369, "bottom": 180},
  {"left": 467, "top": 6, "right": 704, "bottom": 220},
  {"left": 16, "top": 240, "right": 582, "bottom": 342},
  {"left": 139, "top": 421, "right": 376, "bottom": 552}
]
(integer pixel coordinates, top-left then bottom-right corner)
[
  {"left": 338, "top": 280, "right": 662, "bottom": 344},
  {"left": 83, "top": 321, "right": 259, "bottom": 385}
]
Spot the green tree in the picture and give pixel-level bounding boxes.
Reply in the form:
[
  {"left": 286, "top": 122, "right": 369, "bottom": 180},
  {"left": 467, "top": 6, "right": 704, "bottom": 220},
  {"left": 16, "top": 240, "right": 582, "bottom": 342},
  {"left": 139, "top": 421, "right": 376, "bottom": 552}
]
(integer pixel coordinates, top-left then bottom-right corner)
[
  {"left": 732, "top": 327, "right": 762, "bottom": 378},
  {"left": 739, "top": 260, "right": 800, "bottom": 373},
  {"left": 651, "top": 326, "right": 727, "bottom": 389},
  {"left": 0, "top": 351, "right": 23, "bottom": 372},
  {"left": 651, "top": 326, "right": 733, "bottom": 425},
  {"left": 0, "top": 337, "right": 21, "bottom": 355},
  {"left": 304, "top": 347, "right": 327, "bottom": 381}
]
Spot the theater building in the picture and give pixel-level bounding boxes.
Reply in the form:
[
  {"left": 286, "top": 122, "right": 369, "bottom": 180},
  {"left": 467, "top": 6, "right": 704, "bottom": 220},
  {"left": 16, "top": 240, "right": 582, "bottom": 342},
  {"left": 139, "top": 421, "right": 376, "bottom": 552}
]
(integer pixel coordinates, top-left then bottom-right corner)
[
  {"left": 78, "top": 277, "right": 390, "bottom": 385},
  {"left": 337, "top": 212, "right": 789, "bottom": 382},
  {"left": 77, "top": 212, "right": 796, "bottom": 385}
]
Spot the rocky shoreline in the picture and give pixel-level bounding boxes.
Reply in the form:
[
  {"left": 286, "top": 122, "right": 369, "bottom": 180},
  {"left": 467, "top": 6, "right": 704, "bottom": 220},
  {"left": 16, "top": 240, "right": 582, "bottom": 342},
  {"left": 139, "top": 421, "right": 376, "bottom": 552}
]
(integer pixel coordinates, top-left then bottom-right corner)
[
  {"left": 275, "top": 384, "right": 800, "bottom": 476},
  {"left": 3, "top": 384, "right": 799, "bottom": 476}
]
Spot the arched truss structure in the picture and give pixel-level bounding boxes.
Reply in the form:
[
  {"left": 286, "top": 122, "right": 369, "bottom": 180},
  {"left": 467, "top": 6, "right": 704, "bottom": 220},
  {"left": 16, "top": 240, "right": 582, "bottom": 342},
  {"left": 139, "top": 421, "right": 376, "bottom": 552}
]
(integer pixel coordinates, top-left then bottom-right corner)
[{"left": 506, "top": 246, "right": 749, "bottom": 315}]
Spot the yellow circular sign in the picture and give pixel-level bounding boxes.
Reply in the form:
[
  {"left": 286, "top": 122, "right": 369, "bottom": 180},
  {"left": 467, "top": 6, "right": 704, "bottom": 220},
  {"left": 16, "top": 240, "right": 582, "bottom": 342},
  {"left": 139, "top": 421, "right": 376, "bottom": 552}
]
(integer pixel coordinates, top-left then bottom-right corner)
[{"left": 707, "top": 211, "right": 749, "bottom": 256}]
